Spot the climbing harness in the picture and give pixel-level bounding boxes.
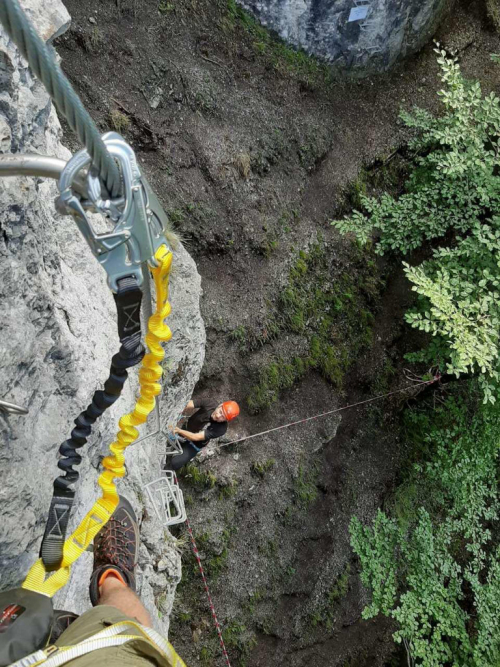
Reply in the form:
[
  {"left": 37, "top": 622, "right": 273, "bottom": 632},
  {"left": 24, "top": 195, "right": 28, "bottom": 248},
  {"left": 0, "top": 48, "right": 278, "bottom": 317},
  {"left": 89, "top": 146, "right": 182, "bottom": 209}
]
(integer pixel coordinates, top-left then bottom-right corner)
[
  {"left": 9, "top": 619, "right": 187, "bottom": 667},
  {"left": 0, "top": 0, "right": 174, "bottom": 601}
]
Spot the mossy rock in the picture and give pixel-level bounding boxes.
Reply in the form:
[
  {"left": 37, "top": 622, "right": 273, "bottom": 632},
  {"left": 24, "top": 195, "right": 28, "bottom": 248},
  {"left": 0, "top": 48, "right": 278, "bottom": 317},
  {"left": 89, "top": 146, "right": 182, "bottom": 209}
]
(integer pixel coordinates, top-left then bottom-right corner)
[{"left": 487, "top": 0, "right": 500, "bottom": 31}]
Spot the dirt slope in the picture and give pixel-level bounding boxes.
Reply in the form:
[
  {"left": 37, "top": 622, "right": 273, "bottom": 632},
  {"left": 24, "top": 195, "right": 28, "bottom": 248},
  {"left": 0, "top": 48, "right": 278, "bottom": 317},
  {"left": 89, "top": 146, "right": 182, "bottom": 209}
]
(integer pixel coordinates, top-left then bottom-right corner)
[{"left": 55, "top": 0, "right": 499, "bottom": 664}]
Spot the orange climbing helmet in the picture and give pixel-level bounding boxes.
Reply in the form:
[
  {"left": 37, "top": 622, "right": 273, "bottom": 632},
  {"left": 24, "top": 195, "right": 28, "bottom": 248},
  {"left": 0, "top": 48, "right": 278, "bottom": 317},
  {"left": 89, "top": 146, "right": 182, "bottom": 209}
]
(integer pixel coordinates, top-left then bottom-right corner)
[{"left": 221, "top": 400, "right": 240, "bottom": 421}]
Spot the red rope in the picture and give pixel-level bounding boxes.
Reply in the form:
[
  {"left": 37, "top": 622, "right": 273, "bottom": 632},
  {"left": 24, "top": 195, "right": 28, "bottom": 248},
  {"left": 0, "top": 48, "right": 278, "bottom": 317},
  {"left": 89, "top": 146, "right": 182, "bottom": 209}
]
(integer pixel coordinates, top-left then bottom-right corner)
[{"left": 184, "top": 512, "right": 232, "bottom": 667}]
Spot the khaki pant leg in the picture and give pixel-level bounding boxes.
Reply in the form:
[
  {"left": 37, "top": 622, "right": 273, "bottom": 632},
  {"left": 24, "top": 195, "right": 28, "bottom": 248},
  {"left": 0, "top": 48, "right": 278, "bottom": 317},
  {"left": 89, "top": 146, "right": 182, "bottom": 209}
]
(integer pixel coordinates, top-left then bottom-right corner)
[{"left": 54, "top": 606, "right": 165, "bottom": 666}]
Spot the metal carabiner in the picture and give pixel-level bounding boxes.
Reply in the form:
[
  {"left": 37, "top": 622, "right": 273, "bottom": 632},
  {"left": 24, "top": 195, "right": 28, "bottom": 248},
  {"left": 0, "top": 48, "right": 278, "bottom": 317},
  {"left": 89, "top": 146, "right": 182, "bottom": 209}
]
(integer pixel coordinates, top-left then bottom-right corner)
[{"left": 56, "top": 132, "right": 169, "bottom": 292}]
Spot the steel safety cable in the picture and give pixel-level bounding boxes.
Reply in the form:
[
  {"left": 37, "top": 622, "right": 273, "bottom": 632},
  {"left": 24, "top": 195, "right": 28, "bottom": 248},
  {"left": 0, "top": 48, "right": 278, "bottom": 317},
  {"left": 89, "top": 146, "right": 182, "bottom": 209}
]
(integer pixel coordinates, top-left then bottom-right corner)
[{"left": 0, "top": 0, "right": 121, "bottom": 197}]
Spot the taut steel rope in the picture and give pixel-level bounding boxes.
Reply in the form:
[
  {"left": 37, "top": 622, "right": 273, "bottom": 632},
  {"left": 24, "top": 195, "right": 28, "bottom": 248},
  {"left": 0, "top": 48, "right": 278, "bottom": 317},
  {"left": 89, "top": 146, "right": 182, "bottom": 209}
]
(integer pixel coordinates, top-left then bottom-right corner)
[{"left": 0, "top": 0, "right": 121, "bottom": 196}]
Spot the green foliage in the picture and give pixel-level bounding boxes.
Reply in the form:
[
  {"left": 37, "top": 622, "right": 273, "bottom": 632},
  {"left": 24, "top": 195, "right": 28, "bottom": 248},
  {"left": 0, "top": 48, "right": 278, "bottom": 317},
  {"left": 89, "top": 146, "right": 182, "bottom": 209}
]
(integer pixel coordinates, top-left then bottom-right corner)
[
  {"left": 167, "top": 208, "right": 186, "bottom": 226},
  {"left": 158, "top": 1, "right": 174, "bottom": 13},
  {"left": 109, "top": 109, "right": 129, "bottom": 133},
  {"left": 200, "top": 646, "right": 215, "bottom": 666},
  {"left": 370, "top": 357, "right": 397, "bottom": 395},
  {"left": 350, "top": 393, "right": 500, "bottom": 665},
  {"left": 179, "top": 464, "right": 217, "bottom": 490},
  {"left": 292, "top": 463, "right": 319, "bottom": 509},
  {"left": 333, "top": 51, "right": 500, "bottom": 401},
  {"left": 177, "top": 611, "right": 191, "bottom": 623},
  {"left": 246, "top": 239, "right": 379, "bottom": 412},
  {"left": 192, "top": 526, "right": 236, "bottom": 578},
  {"left": 347, "top": 167, "right": 368, "bottom": 209},
  {"left": 251, "top": 458, "right": 276, "bottom": 478},
  {"left": 83, "top": 26, "right": 104, "bottom": 52},
  {"left": 244, "top": 588, "right": 266, "bottom": 614},
  {"left": 310, "top": 564, "right": 351, "bottom": 630},
  {"left": 486, "top": 0, "right": 500, "bottom": 32},
  {"left": 222, "top": 620, "right": 257, "bottom": 665},
  {"left": 218, "top": 478, "right": 238, "bottom": 500}
]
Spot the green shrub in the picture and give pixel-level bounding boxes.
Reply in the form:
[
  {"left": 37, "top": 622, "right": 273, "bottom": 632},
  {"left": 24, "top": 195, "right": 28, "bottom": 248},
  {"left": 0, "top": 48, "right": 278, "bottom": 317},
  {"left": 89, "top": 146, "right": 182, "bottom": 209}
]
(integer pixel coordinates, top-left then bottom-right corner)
[
  {"left": 179, "top": 464, "right": 217, "bottom": 490},
  {"left": 293, "top": 463, "right": 318, "bottom": 509},
  {"left": 333, "top": 50, "right": 500, "bottom": 402},
  {"left": 350, "top": 393, "right": 500, "bottom": 665}
]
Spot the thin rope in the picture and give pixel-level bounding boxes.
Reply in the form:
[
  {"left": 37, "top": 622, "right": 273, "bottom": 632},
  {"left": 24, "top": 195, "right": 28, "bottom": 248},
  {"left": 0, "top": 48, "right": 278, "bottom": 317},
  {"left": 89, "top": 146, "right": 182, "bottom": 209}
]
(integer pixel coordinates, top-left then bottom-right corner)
[
  {"left": 184, "top": 513, "right": 232, "bottom": 667},
  {"left": 220, "top": 376, "right": 439, "bottom": 449},
  {"left": 0, "top": 0, "right": 121, "bottom": 197}
]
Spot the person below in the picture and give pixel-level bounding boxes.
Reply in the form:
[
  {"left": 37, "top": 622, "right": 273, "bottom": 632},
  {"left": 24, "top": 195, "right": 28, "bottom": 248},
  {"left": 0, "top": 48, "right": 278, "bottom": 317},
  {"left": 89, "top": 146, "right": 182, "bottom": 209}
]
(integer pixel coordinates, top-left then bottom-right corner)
[{"left": 166, "top": 398, "right": 240, "bottom": 471}]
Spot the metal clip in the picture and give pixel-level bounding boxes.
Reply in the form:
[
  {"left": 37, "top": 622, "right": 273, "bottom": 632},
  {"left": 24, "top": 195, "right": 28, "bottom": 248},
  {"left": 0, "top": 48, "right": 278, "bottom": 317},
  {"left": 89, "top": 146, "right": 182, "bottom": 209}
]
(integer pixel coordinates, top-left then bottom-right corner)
[{"left": 57, "top": 132, "right": 169, "bottom": 293}]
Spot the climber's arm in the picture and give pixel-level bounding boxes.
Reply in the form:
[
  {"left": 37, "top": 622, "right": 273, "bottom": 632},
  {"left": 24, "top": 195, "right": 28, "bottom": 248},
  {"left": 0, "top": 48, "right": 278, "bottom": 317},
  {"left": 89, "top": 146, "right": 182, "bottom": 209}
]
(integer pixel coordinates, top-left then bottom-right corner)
[{"left": 174, "top": 427, "right": 206, "bottom": 443}]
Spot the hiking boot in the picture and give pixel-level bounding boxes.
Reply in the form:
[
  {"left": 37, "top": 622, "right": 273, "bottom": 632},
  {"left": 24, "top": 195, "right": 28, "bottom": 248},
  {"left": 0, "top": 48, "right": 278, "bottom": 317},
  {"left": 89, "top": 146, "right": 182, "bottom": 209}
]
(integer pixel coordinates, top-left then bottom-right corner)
[{"left": 89, "top": 496, "right": 139, "bottom": 606}]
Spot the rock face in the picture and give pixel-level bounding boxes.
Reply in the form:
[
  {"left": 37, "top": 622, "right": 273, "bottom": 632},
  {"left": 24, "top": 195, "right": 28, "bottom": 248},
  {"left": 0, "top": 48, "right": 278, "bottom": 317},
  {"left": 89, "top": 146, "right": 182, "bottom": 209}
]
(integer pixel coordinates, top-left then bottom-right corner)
[
  {"left": 0, "top": 0, "right": 205, "bottom": 636},
  {"left": 238, "top": 0, "right": 448, "bottom": 72}
]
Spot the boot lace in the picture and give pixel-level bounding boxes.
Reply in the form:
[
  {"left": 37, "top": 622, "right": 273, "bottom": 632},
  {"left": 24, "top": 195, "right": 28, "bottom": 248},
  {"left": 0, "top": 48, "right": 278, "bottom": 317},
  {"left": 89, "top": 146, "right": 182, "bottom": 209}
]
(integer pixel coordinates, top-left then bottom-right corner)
[{"left": 95, "top": 516, "right": 136, "bottom": 574}]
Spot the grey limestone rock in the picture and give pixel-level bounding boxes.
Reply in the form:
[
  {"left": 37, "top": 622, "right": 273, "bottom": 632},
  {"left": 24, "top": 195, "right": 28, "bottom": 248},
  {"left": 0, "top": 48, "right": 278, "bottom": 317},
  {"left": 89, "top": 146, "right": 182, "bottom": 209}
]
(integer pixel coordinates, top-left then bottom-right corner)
[
  {"left": 238, "top": 0, "right": 448, "bottom": 73},
  {"left": 0, "top": 0, "right": 205, "bottom": 637}
]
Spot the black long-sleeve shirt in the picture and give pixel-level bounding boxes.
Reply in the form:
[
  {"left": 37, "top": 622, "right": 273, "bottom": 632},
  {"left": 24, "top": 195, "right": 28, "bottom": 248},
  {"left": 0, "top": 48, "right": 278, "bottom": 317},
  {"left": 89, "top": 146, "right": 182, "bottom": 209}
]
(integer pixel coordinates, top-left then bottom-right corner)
[{"left": 186, "top": 398, "right": 227, "bottom": 446}]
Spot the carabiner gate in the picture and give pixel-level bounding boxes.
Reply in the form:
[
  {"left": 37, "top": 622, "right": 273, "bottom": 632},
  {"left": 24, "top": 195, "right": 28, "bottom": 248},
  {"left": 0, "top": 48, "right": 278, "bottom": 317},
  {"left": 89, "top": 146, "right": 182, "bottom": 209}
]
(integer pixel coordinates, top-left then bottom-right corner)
[{"left": 56, "top": 132, "right": 169, "bottom": 292}]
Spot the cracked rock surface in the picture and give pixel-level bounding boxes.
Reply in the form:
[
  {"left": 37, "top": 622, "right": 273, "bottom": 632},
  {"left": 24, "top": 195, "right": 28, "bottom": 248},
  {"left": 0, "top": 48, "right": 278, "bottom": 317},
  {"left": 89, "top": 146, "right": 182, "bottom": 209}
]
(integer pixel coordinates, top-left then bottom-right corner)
[{"left": 0, "top": 0, "right": 204, "bottom": 635}]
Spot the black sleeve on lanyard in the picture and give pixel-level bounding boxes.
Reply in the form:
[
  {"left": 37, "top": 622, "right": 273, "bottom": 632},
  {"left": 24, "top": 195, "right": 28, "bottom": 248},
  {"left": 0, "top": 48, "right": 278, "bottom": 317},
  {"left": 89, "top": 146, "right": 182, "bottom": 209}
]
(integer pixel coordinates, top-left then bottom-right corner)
[{"left": 40, "top": 276, "right": 145, "bottom": 571}]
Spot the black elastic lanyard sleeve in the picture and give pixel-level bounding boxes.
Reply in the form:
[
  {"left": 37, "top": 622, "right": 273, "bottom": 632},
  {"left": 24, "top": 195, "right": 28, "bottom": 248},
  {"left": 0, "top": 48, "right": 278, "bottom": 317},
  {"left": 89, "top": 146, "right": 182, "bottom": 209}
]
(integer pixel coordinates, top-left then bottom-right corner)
[{"left": 40, "top": 276, "right": 145, "bottom": 571}]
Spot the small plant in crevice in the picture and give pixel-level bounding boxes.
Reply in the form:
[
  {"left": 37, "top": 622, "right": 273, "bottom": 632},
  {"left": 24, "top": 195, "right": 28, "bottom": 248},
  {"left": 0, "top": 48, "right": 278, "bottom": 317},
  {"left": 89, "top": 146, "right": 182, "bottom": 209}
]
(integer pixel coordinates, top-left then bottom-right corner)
[
  {"left": 243, "top": 588, "right": 266, "bottom": 615},
  {"left": 109, "top": 109, "right": 130, "bottom": 134},
  {"left": 222, "top": 620, "right": 257, "bottom": 666},
  {"left": 218, "top": 478, "right": 238, "bottom": 500},
  {"left": 310, "top": 563, "right": 351, "bottom": 630},
  {"left": 158, "top": 1, "right": 174, "bottom": 13},
  {"left": 251, "top": 458, "right": 276, "bottom": 478},
  {"left": 82, "top": 26, "right": 104, "bottom": 52},
  {"left": 292, "top": 462, "right": 319, "bottom": 510},
  {"left": 178, "top": 463, "right": 217, "bottom": 490}
]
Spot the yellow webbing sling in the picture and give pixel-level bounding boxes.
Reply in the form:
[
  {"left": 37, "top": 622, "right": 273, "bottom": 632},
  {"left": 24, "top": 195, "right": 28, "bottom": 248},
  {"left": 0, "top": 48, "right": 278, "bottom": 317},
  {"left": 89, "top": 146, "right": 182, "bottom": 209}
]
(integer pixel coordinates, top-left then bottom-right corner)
[
  {"left": 11, "top": 620, "right": 187, "bottom": 667},
  {"left": 22, "top": 245, "right": 173, "bottom": 598}
]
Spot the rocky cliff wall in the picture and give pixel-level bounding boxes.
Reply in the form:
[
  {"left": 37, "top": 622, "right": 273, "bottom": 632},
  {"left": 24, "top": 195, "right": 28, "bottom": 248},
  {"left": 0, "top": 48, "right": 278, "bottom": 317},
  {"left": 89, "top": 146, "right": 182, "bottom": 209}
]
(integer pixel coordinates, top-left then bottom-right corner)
[
  {"left": 238, "top": 0, "right": 448, "bottom": 72},
  {"left": 0, "top": 0, "right": 205, "bottom": 635}
]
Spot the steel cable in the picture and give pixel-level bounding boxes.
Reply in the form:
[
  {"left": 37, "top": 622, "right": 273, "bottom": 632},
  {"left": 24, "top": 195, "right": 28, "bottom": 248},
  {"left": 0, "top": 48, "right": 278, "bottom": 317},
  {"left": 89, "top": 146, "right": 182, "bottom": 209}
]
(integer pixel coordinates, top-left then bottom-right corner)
[{"left": 0, "top": 0, "right": 121, "bottom": 197}]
